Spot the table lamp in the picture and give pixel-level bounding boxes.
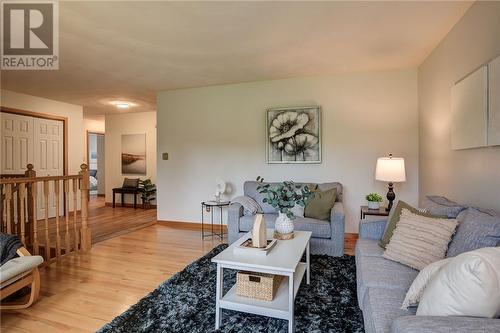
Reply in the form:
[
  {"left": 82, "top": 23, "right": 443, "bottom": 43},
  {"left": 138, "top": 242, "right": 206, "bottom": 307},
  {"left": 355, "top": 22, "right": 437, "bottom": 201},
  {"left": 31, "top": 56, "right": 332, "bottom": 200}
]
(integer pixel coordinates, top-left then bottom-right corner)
[{"left": 375, "top": 154, "right": 406, "bottom": 211}]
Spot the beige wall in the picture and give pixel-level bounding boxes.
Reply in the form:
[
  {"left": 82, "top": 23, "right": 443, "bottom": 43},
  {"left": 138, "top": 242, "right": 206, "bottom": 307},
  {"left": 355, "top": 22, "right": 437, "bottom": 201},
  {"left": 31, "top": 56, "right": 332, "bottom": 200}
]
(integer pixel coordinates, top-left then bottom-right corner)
[
  {"left": 157, "top": 70, "right": 419, "bottom": 232},
  {"left": 1, "top": 89, "right": 84, "bottom": 175},
  {"left": 418, "top": 2, "right": 500, "bottom": 211},
  {"left": 105, "top": 112, "right": 157, "bottom": 204},
  {"left": 83, "top": 117, "right": 105, "bottom": 133}
]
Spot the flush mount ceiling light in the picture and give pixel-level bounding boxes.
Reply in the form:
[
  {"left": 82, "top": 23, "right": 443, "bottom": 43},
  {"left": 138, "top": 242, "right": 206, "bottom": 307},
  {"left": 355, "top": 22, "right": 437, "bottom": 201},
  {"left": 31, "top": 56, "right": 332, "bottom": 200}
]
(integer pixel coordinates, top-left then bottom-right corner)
[
  {"left": 109, "top": 100, "right": 136, "bottom": 109},
  {"left": 116, "top": 103, "right": 130, "bottom": 109}
]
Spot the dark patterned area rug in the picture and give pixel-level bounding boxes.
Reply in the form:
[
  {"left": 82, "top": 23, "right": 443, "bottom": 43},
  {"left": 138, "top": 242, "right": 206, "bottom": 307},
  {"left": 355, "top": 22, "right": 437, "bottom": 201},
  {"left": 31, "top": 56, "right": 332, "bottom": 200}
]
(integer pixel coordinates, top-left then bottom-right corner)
[{"left": 97, "top": 244, "right": 364, "bottom": 333}]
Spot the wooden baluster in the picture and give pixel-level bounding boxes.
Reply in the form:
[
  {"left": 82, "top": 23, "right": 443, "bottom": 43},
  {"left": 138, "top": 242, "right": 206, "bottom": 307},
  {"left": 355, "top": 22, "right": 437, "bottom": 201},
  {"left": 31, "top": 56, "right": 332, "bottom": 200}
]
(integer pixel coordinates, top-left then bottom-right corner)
[
  {"left": 0, "top": 184, "right": 4, "bottom": 233},
  {"left": 79, "top": 164, "right": 91, "bottom": 252},
  {"left": 32, "top": 181, "right": 39, "bottom": 255},
  {"left": 64, "top": 179, "right": 70, "bottom": 254},
  {"left": 43, "top": 180, "right": 50, "bottom": 260},
  {"left": 25, "top": 164, "right": 36, "bottom": 246},
  {"left": 72, "top": 178, "right": 79, "bottom": 252},
  {"left": 18, "top": 183, "right": 26, "bottom": 245},
  {"left": 5, "top": 184, "right": 12, "bottom": 234},
  {"left": 54, "top": 179, "right": 61, "bottom": 261}
]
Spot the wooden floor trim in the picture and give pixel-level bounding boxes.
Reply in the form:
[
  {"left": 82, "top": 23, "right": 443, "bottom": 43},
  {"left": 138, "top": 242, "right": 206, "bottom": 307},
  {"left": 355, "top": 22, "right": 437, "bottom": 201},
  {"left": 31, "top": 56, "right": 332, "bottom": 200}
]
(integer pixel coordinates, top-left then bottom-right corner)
[{"left": 157, "top": 220, "right": 227, "bottom": 232}]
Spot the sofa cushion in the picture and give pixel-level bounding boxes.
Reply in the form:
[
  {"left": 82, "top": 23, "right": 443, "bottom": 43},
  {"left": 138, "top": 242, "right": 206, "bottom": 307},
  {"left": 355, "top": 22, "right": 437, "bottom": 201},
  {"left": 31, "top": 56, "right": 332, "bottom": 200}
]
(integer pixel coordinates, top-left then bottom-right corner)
[
  {"left": 356, "top": 254, "right": 418, "bottom": 308},
  {"left": 447, "top": 207, "right": 500, "bottom": 257},
  {"left": 421, "top": 195, "right": 467, "bottom": 218},
  {"left": 362, "top": 287, "right": 416, "bottom": 333},
  {"left": 355, "top": 238, "right": 384, "bottom": 259},
  {"left": 239, "top": 214, "right": 331, "bottom": 239}
]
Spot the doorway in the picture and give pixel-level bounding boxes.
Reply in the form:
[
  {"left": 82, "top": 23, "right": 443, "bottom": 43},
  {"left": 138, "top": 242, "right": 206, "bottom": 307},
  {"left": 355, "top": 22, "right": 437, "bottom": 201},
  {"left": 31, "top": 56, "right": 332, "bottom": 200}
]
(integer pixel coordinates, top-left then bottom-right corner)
[{"left": 87, "top": 132, "right": 105, "bottom": 202}]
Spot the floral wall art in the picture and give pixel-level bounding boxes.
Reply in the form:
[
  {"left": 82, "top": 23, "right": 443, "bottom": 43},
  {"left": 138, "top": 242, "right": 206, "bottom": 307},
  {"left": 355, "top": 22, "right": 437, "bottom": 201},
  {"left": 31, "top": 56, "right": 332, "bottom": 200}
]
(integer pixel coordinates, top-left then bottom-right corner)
[{"left": 266, "top": 106, "right": 321, "bottom": 163}]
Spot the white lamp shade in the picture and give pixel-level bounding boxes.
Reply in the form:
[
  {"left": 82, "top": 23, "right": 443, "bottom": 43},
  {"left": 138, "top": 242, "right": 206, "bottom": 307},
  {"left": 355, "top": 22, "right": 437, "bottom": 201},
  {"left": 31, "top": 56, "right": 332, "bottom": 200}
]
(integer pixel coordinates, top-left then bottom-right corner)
[{"left": 375, "top": 156, "right": 406, "bottom": 182}]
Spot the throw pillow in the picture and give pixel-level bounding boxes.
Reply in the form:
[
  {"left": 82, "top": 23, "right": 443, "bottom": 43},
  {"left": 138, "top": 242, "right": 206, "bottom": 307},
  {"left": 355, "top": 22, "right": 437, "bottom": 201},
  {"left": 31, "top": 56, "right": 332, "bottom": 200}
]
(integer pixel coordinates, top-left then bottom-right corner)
[
  {"left": 231, "top": 196, "right": 263, "bottom": 215},
  {"left": 421, "top": 195, "right": 467, "bottom": 218},
  {"left": 401, "top": 257, "right": 452, "bottom": 309},
  {"left": 417, "top": 247, "right": 500, "bottom": 318},
  {"left": 447, "top": 207, "right": 500, "bottom": 257},
  {"left": 379, "top": 200, "right": 444, "bottom": 249},
  {"left": 290, "top": 205, "right": 304, "bottom": 218},
  {"left": 304, "top": 188, "right": 336, "bottom": 221},
  {"left": 383, "top": 209, "right": 458, "bottom": 270}
]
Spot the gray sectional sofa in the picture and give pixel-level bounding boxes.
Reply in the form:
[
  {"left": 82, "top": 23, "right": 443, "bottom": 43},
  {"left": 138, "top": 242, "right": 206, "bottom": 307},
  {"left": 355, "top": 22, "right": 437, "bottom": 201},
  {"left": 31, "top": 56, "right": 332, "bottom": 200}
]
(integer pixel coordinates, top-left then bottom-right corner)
[
  {"left": 356, "top": 200, "right": 500, "bottom": 333},
  {"left": 227, "top": 181, "right": 345, "bottom": 257}
]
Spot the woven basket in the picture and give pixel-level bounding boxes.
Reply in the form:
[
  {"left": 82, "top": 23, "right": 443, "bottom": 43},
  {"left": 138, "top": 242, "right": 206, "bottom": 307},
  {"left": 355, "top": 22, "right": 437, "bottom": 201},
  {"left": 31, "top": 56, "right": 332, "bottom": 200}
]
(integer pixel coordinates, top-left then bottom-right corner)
[{"left": 236, "top": 271, "right": 283, "bottom": 301}]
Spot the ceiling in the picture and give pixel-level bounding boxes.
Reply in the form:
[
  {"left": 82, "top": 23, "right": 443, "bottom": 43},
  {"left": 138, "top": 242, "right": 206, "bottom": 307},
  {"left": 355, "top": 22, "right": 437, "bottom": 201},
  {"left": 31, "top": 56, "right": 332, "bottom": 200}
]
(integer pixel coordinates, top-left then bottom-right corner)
[{"left": 1, "top": 1, "right": 472, "bottom": 116}]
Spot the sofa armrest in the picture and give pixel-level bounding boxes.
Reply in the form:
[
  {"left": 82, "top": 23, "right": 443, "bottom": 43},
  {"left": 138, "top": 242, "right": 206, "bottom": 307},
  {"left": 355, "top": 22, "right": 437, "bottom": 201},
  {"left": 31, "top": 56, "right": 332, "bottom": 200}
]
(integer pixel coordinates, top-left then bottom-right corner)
[
  {"left": 391, "top": 315, "right": 500, "bottom": 333},
  {"left": 227, "top": 203, "right": 244, "bottom": 244},
  {"left": 359, "top": 217, "right": 388, "bottom": 240},
  {"left": 330, "top": 202, "right": 345, "bottom": 256}
]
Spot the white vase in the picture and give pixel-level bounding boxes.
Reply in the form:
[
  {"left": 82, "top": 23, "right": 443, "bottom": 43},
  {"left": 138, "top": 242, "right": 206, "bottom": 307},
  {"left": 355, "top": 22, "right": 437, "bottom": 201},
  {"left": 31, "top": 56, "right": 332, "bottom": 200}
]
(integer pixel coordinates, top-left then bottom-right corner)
[
  {"left": 368, "top": 201, "right": 380, "bottom": 210},
  {"left": 275, "top": 212, "right": 294, "bottom": 235}
]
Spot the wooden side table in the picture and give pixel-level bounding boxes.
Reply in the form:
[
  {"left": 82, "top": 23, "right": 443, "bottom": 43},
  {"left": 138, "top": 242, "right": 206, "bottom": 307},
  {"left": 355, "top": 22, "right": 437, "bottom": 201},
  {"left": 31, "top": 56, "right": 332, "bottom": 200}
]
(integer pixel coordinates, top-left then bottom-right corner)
[{"left": 360, "top": 206, "right": 390, "bottom": 219}]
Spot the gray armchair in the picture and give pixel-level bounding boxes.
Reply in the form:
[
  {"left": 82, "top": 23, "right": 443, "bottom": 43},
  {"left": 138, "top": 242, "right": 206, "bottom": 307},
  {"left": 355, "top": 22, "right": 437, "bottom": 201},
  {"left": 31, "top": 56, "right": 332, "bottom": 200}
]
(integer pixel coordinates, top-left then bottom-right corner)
[{"left": 227, "top": 181, "right": 345, "bottom": 257}]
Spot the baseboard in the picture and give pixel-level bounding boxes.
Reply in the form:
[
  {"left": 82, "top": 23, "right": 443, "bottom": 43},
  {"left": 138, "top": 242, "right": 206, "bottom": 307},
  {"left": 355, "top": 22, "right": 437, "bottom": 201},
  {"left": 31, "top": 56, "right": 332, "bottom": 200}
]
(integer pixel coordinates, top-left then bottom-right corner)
[
  {"left": 156, "top": 221, "right": 358, "bottom": 239},
  {"left": 157, "top": 220, "right": 227, "bottom": 233},
  {"left": 105, "top": 202, "right": 157, "bottom": 208},
  {"left": 97, "top": 194, "right": 105, "bottom": 197}
]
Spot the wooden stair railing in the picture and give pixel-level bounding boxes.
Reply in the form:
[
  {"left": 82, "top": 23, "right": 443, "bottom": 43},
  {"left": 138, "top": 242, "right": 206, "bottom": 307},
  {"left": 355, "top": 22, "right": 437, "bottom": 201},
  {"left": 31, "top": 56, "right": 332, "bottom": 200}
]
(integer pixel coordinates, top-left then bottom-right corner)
[{"left": 0, "top": 164, "right": 91, "bottom": 266}]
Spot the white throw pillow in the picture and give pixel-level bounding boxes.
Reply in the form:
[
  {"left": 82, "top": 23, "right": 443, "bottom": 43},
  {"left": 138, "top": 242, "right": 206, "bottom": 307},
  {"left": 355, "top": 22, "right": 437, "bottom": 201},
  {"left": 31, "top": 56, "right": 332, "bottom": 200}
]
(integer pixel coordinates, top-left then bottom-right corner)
[
  {"left": 401, "top": 258, "right": 452, "bottom": 309},
  {"left": 417, "top": 247, "right": 500, "bottom": 318},
  {"left": 383, "top": 209, "right": 458, "bottom": 270}
]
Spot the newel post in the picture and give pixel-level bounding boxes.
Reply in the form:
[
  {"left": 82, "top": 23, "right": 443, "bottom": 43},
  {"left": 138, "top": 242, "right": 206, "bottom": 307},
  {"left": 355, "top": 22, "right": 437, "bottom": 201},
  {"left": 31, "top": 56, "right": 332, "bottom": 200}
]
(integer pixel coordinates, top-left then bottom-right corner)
[
  {"left": 79, "top": 163, "right": 91, "bottom": 251},
  {"left": 25, "top": 164, "right": 36, "bottom": 245}
]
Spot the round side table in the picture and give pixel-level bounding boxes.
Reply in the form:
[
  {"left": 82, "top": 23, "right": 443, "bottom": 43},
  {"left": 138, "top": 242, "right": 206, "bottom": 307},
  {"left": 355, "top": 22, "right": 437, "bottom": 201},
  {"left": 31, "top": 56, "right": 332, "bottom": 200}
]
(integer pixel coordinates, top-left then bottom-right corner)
[{"left": 201, "top": 201, "right": 230, "bottom": 240}]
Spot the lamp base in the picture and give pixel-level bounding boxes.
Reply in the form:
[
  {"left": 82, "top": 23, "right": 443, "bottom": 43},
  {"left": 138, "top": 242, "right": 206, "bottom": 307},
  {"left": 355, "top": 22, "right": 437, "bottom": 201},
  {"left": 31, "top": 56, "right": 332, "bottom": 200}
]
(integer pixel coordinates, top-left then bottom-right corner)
[{"left": 386, "top": 182, "right": 395, "bottom": 212}]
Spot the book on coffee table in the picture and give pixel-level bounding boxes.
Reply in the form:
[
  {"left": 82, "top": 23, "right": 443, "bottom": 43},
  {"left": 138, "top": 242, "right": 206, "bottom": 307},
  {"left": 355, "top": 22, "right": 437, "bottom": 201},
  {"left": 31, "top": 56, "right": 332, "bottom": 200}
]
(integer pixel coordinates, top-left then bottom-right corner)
[{"left": 233, "top": 237, "right": 277, "bottom": 256}]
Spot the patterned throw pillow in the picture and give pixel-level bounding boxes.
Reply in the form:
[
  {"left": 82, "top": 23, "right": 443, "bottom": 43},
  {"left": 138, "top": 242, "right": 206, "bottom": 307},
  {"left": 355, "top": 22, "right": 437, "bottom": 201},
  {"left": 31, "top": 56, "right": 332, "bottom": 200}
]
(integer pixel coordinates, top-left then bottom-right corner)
[
  {"left": 421, "top": 195, "right": 467, "bottom": 218},
  {"left": 383, "top": 209, "right": 458, "bottom": 270},
  {"left": 447, "top": 208, "right": 500, "bottom": 257}
]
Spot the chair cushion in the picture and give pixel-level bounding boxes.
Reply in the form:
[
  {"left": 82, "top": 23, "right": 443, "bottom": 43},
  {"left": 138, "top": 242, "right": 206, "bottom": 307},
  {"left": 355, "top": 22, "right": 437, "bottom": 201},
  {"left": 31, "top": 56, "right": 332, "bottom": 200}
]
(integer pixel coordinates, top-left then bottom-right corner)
[
  {"left": 447, "top": 208, "right": 500, "bottom": 257},
  {"left": 0, "top": 256, "right": 43, "bottom": 286},
  {"left": 362, "top": 287, "right": 416, "bottom": 333},
  {"left": 356, "top": 253, "right": 418, "bottom": 308},
  {"left": 239, "top": 214, "right": 331, "bottom": 239}
]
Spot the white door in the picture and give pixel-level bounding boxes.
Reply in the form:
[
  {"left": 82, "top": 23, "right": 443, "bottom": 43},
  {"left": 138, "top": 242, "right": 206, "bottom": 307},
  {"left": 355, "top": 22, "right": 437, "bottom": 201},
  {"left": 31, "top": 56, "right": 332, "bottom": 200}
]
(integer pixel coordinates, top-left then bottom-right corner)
[
  {"left": 33, "top": 118, "right": 64, "bottom": 218},
  {"left": 0, "top": 113, "right": 34, "bottom": 174}
]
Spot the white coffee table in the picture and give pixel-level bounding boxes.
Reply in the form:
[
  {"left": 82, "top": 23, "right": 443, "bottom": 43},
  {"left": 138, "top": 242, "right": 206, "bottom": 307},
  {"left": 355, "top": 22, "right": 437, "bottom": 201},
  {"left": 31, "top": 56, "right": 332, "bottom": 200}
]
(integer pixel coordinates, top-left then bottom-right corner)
[{"left": 211, "top": 230, "right": 312, "bottom": 333}]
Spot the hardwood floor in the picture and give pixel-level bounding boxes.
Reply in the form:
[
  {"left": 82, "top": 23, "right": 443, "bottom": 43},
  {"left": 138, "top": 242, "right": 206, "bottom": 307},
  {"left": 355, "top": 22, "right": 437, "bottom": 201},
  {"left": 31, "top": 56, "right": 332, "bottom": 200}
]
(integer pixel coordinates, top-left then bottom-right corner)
[
  {"left": 1, "top": 224, "right": 223, "bottom": 333},
  {"left": 1, "top": 201, "right": 357, "bottom": 332}
]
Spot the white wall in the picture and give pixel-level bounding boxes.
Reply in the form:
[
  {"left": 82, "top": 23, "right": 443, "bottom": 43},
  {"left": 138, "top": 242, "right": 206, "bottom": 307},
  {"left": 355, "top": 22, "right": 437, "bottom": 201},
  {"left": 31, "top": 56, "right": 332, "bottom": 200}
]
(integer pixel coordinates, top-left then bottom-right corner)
[
  {"left": 418, "top": 2, "right": 500, "bottom": 211},
  {"left": 105, "top": 112, "right": 157, "bottom": 204},
  {"left": 96, "top": 134, "right": 105, "bottom": 195},
  {"left": 1, "top": 89, "right": 84, "bottom": 175},
  {"left": 157, "top": 70, "right": 419, "bottom": 232}
]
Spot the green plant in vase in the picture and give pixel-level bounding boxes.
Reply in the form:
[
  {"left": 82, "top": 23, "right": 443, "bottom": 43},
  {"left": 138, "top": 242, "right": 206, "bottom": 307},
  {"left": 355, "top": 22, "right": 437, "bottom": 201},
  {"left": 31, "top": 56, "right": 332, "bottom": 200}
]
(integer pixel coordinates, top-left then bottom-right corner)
[
  {"left": 366, "top": 192, "right": 383, "bottom": 210},
  {"left": 139, "top": 179, "right": 156, "bottom": 209},
  {"left": 256, "top": 176, "right": 313, "bottom": 237}
]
